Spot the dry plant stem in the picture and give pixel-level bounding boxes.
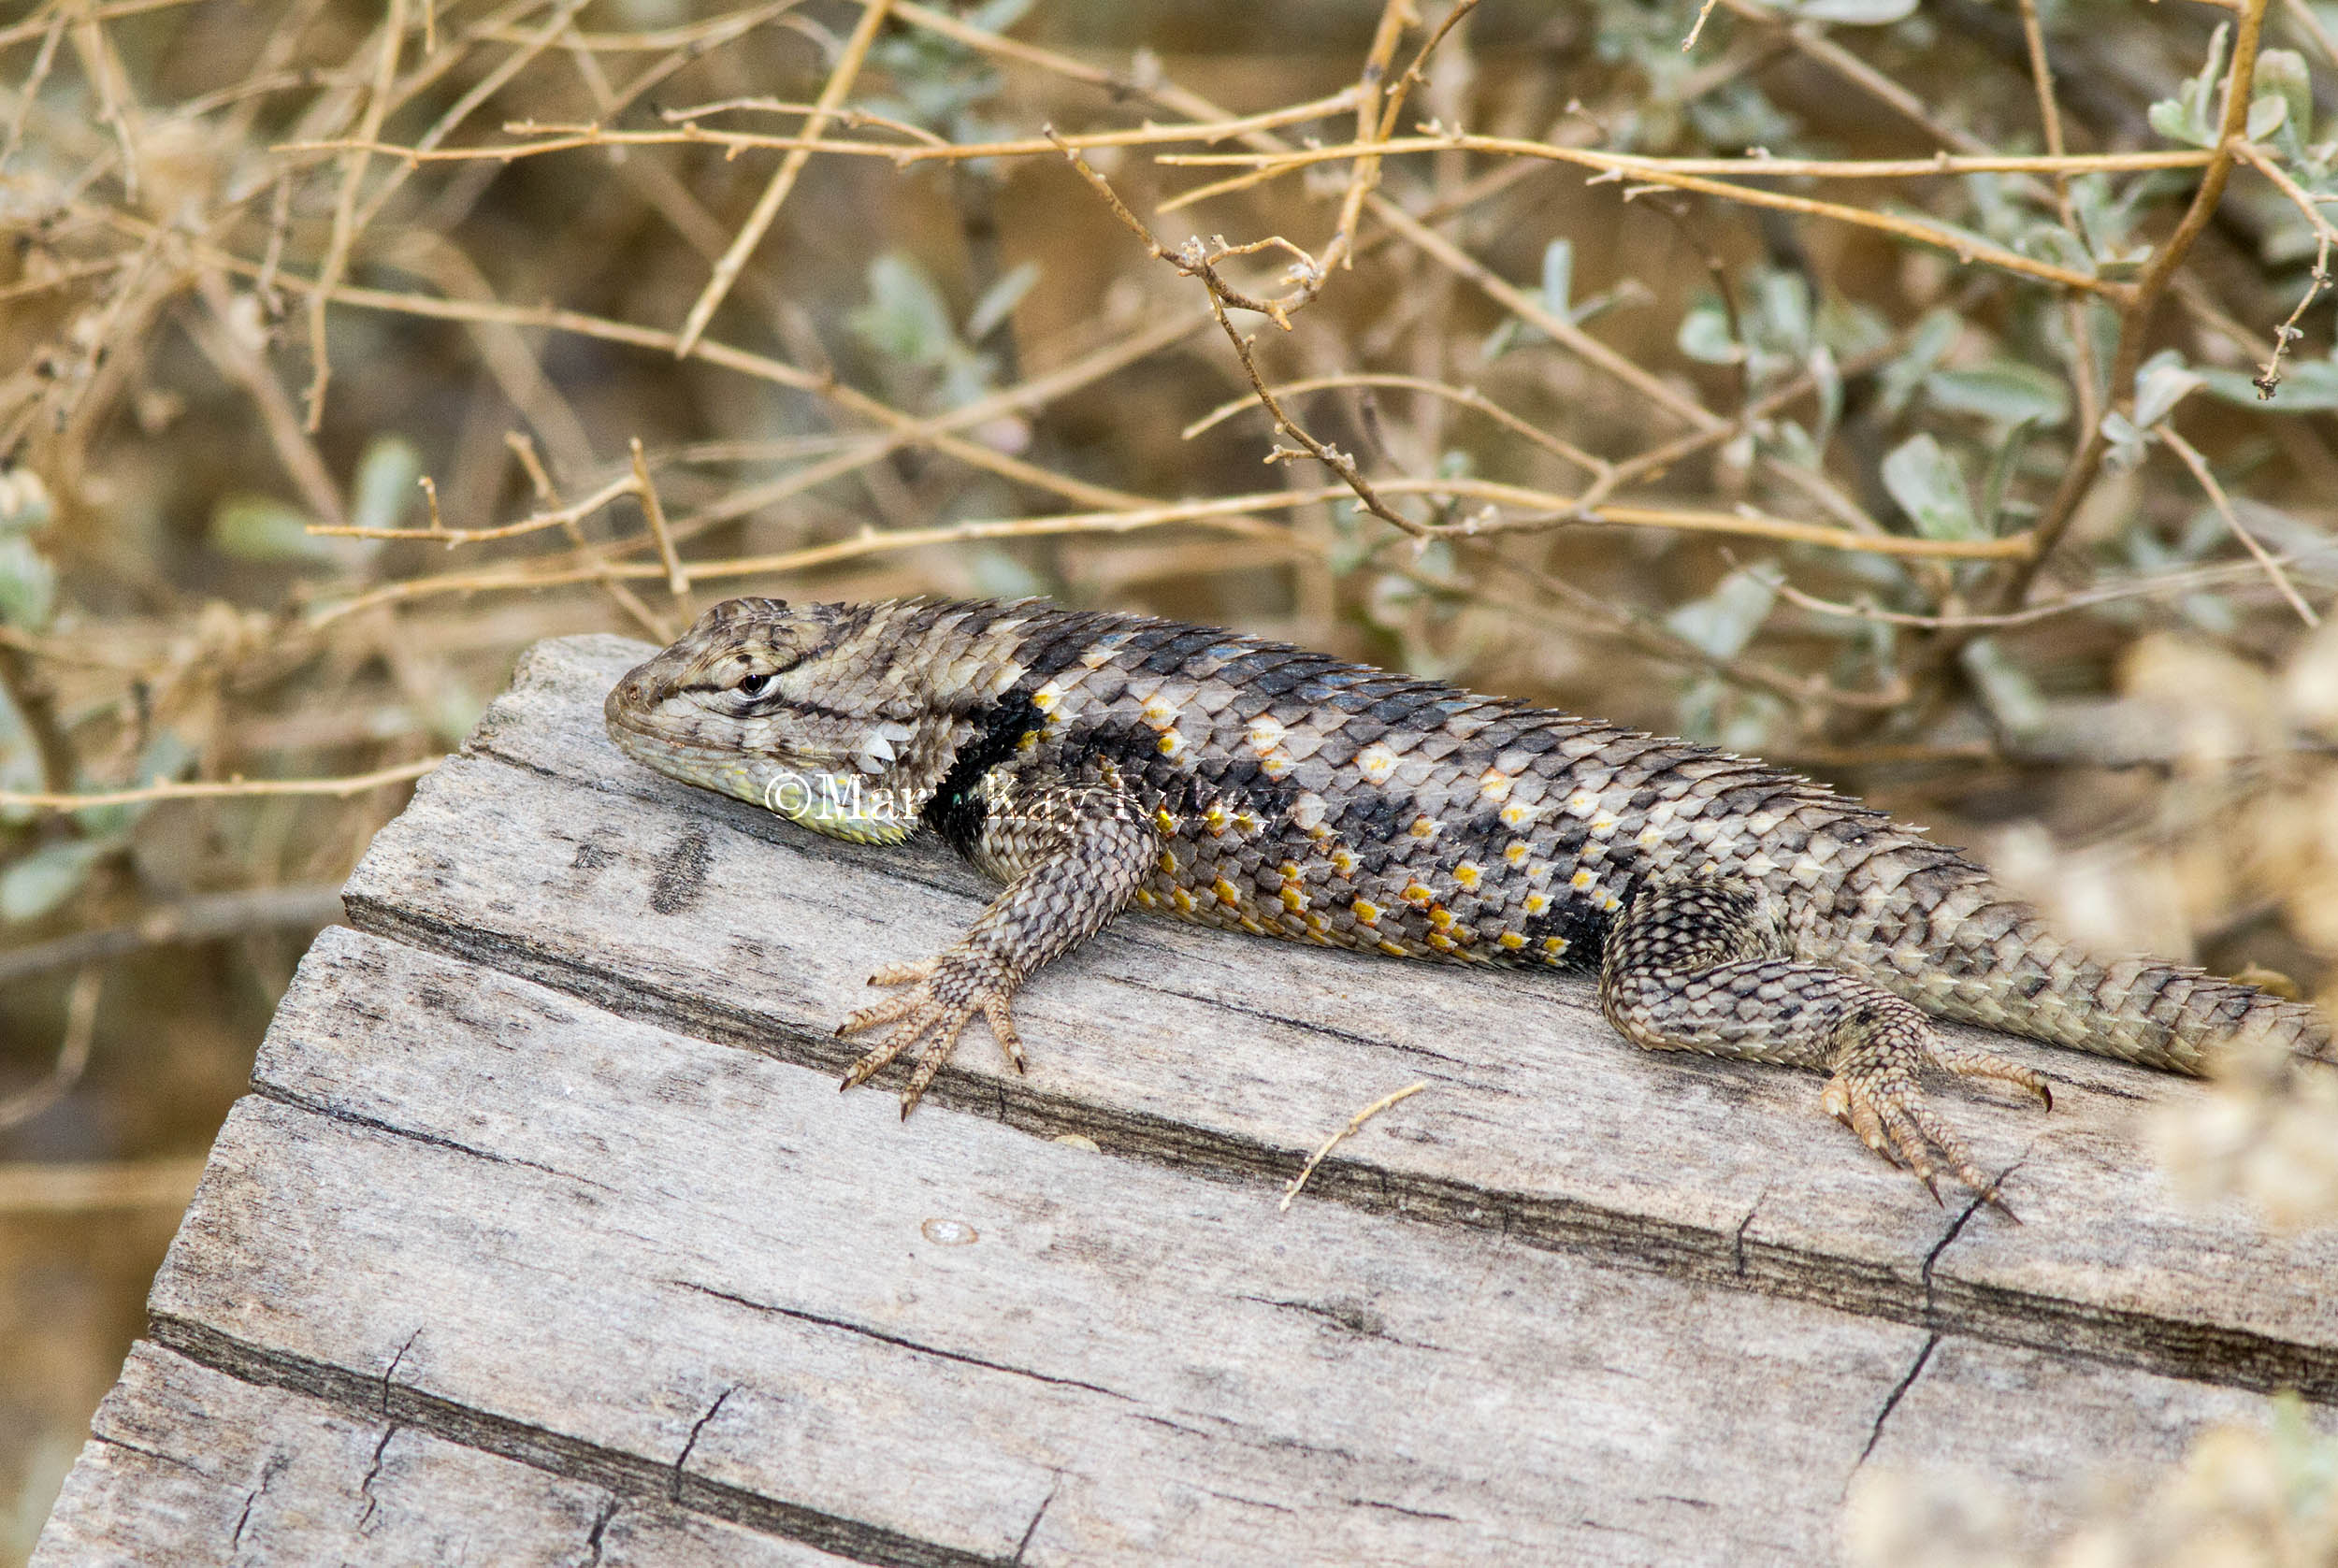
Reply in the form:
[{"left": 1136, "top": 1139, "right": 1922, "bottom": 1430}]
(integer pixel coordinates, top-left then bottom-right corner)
[
  {"left": 2288, "top": 0, "right": 2338, "bottom": 64},
  {"left": 0, "top": 756, "right": 441, "bottom": 813},
  {"left": 303, "top": 505, "right": 1309, "bottom": 627},
  {"left": 2232, "top": 139, "right": 2336, "bottom": 395},
  {"left": 1162, "top": 140, "right": 2211, "bottom": 184},
  {"left": 1387, "top": 204, "right": 1716, "bottom": 434},
  {"left": 383, "top": 87, "right": 1372, "bottom": 166},
  {"left": 1280, "top": 1080, "right": 1428, "bottom": 1210},
  {"left": 349, "top": 0, "right": 593, "bottom": 240},
  {"left": 1047, "top": 130, "right": 1433, "bottom": 539},
  {"left": 1378, "top": 0, "right": 1481, "bottom": 144},
  {"left": 0, "top": 8, "right": 64, "bottom": 174},
  {"left": 2013, "top": 0, "right": 2103, "bottom": 437},
  {"left": 0, "top": 1158, "right": 208, "bottom": 1214},
  {"left": 629, "top": 436, "right": 689, "bottom": 600},
  {"left": 2159, "top": 425, "right": 2319, "bottom": 626},
  {"left": 188, "top": 268, "right": 352, "bottom": 530},
  {"left": 1185, "top": 373, "right": 1609, "bottom": 479},
  {"left": 0, "top": 965, "right": 100, "bottom": 1131},
  {"left": 69, "top": 7, "right": 139, "bottom": 201},
  {"left": 1993, "top": 0, "right": 2271, "bottom": 614},
  {"left": 151, "top": 230, "right": 1151, "bottom": 517},
  {"left": 660, "top": 95, "right": 946, "bottom": 146},
  {"left": 308, "top": 469, "right": 639, "bottom": 541},
  {"left": 1770, "top": 556, "right": 2328, "bottom": 629},
  {"left": 1311, "top": 0, "right": 1415, "bottom": 289},
  {"left": 506, "top": 431, "right": 673, "bottom": 641},
  {"left": 307, "top": 477, "right": 2029, "bottom": 639},
  {"left": 1164, "top": 138, "right": 2132, "bottom": 298},
  {"left": 671, "top": 0, "right": 891, "bottom": 356},
  {"left": 0, "top": 884, "right": 346, "bottom": 985},
  {"left": 305, "top": 0, "right": 408, "bottom": 430},
  {"left": 469, "top": 1, "right": 802, "bottom": 54},
  {"left": 1682, "top": 0, "right": 1725, "bottom": 50}
]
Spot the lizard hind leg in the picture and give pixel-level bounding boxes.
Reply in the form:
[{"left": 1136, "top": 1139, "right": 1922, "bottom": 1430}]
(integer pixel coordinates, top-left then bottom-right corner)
[{"left": 1598, "top": 871, "right": 2050, "bottom": 1207}]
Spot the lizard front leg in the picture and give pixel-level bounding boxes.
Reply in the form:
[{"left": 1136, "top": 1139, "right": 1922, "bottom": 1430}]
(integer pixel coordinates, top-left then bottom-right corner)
[
  {"left": 1599, "top": 871, "right": 2051, "bottom": 1207},
  {"left": 838, "top": 775, "right": 1156, "bottom": 1115}
]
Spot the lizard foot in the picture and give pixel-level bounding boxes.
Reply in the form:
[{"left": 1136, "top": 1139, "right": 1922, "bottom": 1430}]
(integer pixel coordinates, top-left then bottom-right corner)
[
  {"left": 1822, "top": 1022, "right": 2049, "bottom": 1215},
  {"left": 835, "top": 952, "right": 1025, "bottom": 1115}
]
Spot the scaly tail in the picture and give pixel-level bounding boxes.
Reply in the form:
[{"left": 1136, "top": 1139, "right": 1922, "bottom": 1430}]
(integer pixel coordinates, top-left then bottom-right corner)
[{"left": 1871, "top": 879, "right": 2330, "bottom": 1074}]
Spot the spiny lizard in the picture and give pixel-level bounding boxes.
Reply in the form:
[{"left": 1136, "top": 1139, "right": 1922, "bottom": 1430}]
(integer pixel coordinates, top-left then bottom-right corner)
[{"left": 604, "top": 595, "right": 2330, "bottom": 1204}]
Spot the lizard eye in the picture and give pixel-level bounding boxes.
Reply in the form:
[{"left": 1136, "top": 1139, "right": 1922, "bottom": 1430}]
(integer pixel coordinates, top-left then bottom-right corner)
[{"left": 736, "top": 671, "right": 773, "bottom": 698}]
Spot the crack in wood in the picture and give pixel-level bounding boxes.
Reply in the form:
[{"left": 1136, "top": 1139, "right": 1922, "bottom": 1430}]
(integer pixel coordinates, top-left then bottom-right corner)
[
  {"left": 671, "top": 1385, "right": 733, "bottom": 1504},
  {"left": 146, "top": 1315, "right": 1017, "bottom": 1568},
  {"left": 252, "top": 1080, "right": 619, "bottom": 1196},
  {"left": 674, "top": 1281, "right": 1136, "bottom": 1402},
  {"left": 355, "top": 1424, "right": 397, "bottom": 1532},
  {"left": 1854, "top": 1332, "right": 1941, "bottom": 1474},
  {"left": 579, "top": 1493, "right": 619, "bottom": 1567}
]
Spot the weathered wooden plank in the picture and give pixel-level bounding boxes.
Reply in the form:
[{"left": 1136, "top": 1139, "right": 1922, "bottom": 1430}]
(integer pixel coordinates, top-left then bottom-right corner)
[
  {"left": 341, "top": 634, "right": 2338, "bottom": 1398},
  {"left": 29, "top": 1343, "right": 853, "bottom": 1568},
  {"left": 117, "top": 928, "right": 2308, "bottom": 1567}
]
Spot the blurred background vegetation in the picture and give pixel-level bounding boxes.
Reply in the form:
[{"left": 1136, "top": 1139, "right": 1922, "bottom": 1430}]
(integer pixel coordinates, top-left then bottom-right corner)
[{"left": 5, "top": 0, "right": 2338, "bottom": 1557}]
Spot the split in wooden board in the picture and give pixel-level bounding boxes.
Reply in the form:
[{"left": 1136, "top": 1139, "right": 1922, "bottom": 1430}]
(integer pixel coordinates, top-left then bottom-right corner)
[{"left": 30, "top": 634, "right": 2338, "bottom": 1567}]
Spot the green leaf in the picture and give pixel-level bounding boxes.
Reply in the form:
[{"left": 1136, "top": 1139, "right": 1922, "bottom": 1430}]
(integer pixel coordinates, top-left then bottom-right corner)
[
  {"left": 71, "top": 730, "right": 195, "bottom": 839},
  {"left": 2203, "top": 358, "right": 2338, "bottom": 410},
  {"left": 1960, "top": 638, "right": 2045, "bottom": 735},
  {"left": 1754, "top": 271, "right": 1812, "bottom": 356},
  {"left": 2147, "top": 96, "right": 2215, "bottom": 148},
  {"left": 1781, "top": 0, "right": 1915, "bottom": 22},
  {"left": 210, "top": 496, "right": 342, "bottom": 564},
  {"left": 847, "top": 252, "right": 961, "bottom": 366},
  {"left": 1539, "top": 239, "right": 1574, "bottom": 321},
  {"left": 2098, "top": 410, "right": 2153, "bottom": 470},
  {"left": 1924, "top": 362, "right": 2070, "bottom": 428},
  {"left": 1978, "top": 417, "right": 2038, "bottom": 536},
  {"left": 0, "top": 468, "right": 52, "bottom": 535},
  {"left": 1881, "top": 434, "right": 1978, "bottom": 539},
  {"left": 2257, "top": 50, "right": 2315, "bottom": 151},
  {"left": 1676, "top": 299, "right": 1741, "bottom": 365},
  {"left": 964, "top": 0, "right": 1035, "bottom": 32},
  {"left": 2132, "top": 351, "right": 2204, "bottom": 428},
  {"left": 965, "top": 261, "right": 1038, "bottom": 341},
  {"left": 350, "top": 436, "right": 424, "bottom": 536},
  {"left": 1, "top": 840, "right": 106, "bottom": 924},
  {"left": 1877, "top": 308, "right": 1962, "bottom": 418},
  {"left": 0, "top": 536, "right": 55, "bottom": 627},
  {"left": 1666, "top": 566, "right": 1781, "bottom": 660},
  {"left": 2247, "top": 92, "right": 2287, "bottom": 142},
  {"left": 0, "top": 680, "right": 45, "bottom": 827}
]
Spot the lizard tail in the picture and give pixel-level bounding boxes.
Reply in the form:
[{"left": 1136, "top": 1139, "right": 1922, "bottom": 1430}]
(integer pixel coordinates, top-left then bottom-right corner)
[{"left": 1906, "top": 897, "right": 2330, "bottom": 1075}]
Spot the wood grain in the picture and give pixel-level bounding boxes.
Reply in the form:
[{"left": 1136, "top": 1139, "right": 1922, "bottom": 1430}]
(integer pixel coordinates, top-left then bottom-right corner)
[{"left": 47, "top": 928, "right": 2312, "bottom": 1566}]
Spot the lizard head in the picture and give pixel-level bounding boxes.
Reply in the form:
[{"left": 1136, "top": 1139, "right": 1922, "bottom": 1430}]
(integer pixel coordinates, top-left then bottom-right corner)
[{"left": 604, "top": 597, "right": 924, "bottom": 843}]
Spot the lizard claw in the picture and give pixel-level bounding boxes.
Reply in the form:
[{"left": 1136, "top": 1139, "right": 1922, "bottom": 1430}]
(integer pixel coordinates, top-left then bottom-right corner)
[
  {"left": 1823, "top": 1058, "right": 2015, "bottom": 1214},
  {"left": 835, "top": 951, "right": 1024, "bottom": 1115}
]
